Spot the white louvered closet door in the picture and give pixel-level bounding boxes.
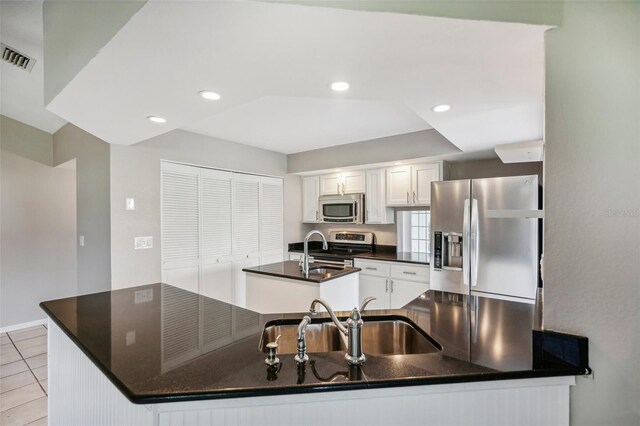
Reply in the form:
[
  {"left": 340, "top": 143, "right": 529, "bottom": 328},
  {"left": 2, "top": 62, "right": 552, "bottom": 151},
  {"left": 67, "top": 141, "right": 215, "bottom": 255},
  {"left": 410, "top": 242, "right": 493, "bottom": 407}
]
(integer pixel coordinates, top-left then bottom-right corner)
[
  {"left": 233, "top": 174, "right": 261, "bottom": 259},
  {"left": 232, "top": 174, "right": 261, "bottom": 307},
  {"left": 200, "top": 169, "right": 234, "bottom": 303},
  {"left": 260, "top": 177, "right": 284, "bottom": 261},
  {"left": 161, "top": 162, "right": 200, "bottom": 293}
]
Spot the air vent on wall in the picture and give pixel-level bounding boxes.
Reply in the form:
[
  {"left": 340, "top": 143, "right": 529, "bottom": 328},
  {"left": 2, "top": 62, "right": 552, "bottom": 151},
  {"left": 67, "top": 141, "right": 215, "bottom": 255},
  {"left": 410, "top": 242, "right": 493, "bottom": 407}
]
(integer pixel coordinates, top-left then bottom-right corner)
[{"left": 1, "top": 43, "right": 36, "bottom": 72}]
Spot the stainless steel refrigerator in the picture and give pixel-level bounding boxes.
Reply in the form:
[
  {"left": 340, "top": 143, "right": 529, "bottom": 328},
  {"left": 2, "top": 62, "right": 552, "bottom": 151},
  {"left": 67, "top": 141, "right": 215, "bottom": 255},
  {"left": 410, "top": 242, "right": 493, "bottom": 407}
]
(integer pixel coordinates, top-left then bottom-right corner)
[{"left": 430, "top": 175, "right": 540, "bottom": 303}]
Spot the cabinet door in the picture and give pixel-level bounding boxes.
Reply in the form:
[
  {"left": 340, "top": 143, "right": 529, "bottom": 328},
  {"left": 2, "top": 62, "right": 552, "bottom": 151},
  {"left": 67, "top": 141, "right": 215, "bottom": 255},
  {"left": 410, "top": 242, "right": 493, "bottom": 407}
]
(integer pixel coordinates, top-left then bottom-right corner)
[
  {"left": 260, "top": 177, "right": 284, "bottom": 257},
  {"left": 412, "top": 164, "right": 440, "bottom": 206},
  {"left": 389, "top": 278, "right": 429, "bottom": 309},
  {"left": 201, "top": 262, "right": 234, "bottom": 304},
  {"left": 386, "top": 166, "right": 411, "bottom": 206},
  {"left": 320, "top": 173, "right": 341, "bottom": 196},
  {"left": 302, "top": 176, "right": 320, "bottom": 223},
  {"left": 233, "top": 174, "right": 261, "bottom": 259},
  {"left": 201, "top": 169, "right": 233, "bottom": 265},
  {"left": 359, "top": 275, "right": 390, "bottom": 310},
  {"left": 342, "top": 171, "right": 366, "bottom": 194},
  {"left": 366, "top": 169, "right": 393, "bottom": 224}
]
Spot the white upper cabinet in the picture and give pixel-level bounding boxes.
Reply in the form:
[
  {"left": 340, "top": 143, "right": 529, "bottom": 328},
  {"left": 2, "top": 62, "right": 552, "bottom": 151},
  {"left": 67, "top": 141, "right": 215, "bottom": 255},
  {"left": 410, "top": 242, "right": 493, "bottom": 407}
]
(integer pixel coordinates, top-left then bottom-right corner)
[
  {"left": 365, "top": 169, "right": 394, "bottom": 224},
  {"left": 320, "top": 173, "right": 342, "bottom": 196},
  {"left": 412, "top": 164, "right": 440, "bottom": 206},
  {"left": 386, "top": 165, "right": 412, "bottom": 206},
  {"left": 387, "top": 163, "right": 443, "bottom": 207},
  {"left": 342, "top": 171, "right": 366, "bottom": 194},
  {"left": 320, "top": 171, "right": 366, "bottom": 196},
  {"left": 302, "top": 176, "right": 320, "bottom": 223}
]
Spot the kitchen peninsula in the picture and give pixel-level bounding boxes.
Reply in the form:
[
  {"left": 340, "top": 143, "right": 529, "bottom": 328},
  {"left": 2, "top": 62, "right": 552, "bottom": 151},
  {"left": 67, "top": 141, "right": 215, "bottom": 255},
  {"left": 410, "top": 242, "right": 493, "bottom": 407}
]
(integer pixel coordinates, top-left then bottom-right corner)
[{"left": 41, "top": 284, "right": 587, "bottom": 426}]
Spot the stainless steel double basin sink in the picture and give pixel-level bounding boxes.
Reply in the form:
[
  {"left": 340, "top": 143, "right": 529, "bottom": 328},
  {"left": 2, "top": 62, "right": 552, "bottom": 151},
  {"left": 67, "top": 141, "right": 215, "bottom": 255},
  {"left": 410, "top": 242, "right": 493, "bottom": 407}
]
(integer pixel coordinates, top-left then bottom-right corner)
[{"left": 259, "top": 316, "right": 441, "bottom": 356}]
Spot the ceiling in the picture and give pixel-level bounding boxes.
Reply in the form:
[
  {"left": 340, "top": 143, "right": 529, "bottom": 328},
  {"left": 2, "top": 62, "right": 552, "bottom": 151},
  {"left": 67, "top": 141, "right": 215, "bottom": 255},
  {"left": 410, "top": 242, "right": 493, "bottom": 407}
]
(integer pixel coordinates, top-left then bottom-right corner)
[
  {"left": 4, "top": 1, "right": 549, "bottom": 156},
  {"left": 0, "top": 0, "right": 67, "bottom": 134}
]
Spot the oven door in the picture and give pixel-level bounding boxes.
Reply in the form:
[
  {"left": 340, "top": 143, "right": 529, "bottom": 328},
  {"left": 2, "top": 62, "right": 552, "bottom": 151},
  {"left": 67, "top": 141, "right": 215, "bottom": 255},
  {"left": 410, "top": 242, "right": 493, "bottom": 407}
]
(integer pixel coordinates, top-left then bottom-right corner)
[{"left": 311, "top": 256, "right": 353, "bottom": 267}]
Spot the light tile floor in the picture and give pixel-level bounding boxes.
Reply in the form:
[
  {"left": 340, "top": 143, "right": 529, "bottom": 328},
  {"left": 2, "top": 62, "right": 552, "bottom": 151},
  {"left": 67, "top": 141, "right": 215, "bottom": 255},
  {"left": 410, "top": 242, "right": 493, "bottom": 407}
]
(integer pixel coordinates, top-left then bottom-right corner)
[{"left": 0, "top": 325, "right": 48, "bottom": 426}]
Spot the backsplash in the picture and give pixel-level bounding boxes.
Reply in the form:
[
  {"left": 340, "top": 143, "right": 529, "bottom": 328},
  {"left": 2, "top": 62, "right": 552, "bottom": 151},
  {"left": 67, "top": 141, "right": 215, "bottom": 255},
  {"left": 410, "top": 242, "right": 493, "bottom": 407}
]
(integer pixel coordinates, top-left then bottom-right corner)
[{"left": 300, "top": 223, "right": 397, "bottom": 245}]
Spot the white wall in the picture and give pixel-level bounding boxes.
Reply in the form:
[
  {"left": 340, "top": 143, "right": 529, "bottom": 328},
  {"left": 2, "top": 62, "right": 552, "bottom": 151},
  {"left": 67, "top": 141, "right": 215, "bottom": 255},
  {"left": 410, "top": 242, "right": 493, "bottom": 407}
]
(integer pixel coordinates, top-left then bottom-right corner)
[
  {"left": 544, "top": 3, "right": 640, "bottom": 424},
  {"left": 110, "top": 129, "right": 302, "bottom": 289},
  {"left": 54, "top": 124, "right": 111, "bottom": 295},
  {"left": 1, "top": 117, "right": 77, "bottom": 328}
]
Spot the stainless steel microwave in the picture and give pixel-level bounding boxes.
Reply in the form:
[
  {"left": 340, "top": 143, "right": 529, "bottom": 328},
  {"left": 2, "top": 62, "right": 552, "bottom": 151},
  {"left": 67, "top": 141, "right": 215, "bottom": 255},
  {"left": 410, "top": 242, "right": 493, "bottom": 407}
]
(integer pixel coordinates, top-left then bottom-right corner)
[{"left": 318, "top": 194, "right": 364, "bottom": 224}]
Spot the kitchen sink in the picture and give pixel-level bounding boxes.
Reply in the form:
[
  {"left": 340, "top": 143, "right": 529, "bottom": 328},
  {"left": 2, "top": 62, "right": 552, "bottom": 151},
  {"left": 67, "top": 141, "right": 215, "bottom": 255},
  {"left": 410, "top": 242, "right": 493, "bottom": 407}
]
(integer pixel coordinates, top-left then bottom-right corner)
[
  {"left": 360, "top": 320, "right": 441, "bottom": 355},
  {"left": 307, "top": 265, "right": 344, "bottom": 275},
  {"left": 259, "top": 321, "right": 346, "bottom": 354},
  {"left": 258, "top": 316, "right": 441, "bottom": 356}
]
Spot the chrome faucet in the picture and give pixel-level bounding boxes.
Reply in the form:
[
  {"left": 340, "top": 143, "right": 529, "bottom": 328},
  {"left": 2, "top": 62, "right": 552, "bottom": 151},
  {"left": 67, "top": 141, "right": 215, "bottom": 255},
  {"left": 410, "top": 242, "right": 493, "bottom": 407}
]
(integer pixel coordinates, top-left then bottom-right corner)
[
  {"left": 294, "top": 316, "right": 311, "bottom": 364},
  {"left": 301, "top": 230, "right": 328, "bottom": 277},
  {"left": 309, "top": 297, "right": 376, "bottom": 365}
]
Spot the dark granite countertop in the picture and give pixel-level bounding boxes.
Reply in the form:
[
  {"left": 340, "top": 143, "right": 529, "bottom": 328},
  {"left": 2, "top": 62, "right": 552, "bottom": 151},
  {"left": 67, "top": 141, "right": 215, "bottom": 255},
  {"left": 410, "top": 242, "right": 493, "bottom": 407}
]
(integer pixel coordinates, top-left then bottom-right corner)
[
  {"left": 243, "top": 261, "right": 360, "bottom": 283},
  {"left": 40, "top": 285, "right": 587, "bottom": 405}
]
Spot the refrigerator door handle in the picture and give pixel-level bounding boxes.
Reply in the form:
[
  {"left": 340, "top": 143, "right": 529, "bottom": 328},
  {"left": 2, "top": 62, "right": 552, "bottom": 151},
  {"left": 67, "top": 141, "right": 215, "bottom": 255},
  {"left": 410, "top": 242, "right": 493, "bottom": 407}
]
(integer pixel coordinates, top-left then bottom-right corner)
[
  {"left": 463, "top": 198, "right": 470, "bottom": 286},
  {"left": 471, "top": 198, "right": 479, "bottom": 287}
]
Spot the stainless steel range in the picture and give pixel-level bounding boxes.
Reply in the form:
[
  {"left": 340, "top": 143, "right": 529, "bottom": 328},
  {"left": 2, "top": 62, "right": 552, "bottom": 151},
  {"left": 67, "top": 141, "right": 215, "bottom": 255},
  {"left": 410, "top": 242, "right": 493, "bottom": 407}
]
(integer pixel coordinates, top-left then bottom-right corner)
[{"left": 289, "top": 231, "right": 375, "bottom": 267}]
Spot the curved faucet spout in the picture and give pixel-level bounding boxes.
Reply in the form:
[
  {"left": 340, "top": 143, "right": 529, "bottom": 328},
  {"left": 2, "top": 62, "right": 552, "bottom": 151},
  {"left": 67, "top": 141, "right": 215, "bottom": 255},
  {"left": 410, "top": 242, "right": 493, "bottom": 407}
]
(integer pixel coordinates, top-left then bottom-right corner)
[
  {"left": 301, "top": 230, "right": 328, "bottom": 276},
  {"left": 359, "top": 297, "right": 376, "bottom": 312},
  {"left": 309, "top": 298, "right": 348, "bottom": 335}
]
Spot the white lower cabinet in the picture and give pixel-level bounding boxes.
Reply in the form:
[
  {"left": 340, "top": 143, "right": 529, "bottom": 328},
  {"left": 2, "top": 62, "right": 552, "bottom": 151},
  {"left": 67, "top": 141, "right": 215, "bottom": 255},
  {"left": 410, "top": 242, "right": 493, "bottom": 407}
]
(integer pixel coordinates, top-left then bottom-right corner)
[{"left": 355, "top": 258, "right": 429, "bottom": 309}]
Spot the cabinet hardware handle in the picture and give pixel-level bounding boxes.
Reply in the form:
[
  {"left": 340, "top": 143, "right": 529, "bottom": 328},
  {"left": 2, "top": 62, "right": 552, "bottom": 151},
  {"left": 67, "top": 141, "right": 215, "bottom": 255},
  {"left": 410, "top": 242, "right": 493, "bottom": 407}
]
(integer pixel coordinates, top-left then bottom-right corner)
[
  {"left": 316, "top": 211, "right": 319, "bottom": 221},
  {"left": 406, "top": 192, "right": 409, "bottom": 204},
  {"left": 365, "top": 267, "right": 377, "bottom": 270},
  {"left": 246, "top": 255, "right": 249, "bottom": 259},
  {"left": 413, "top": 191, "right": 416, "bottom": 204},
  {"left": 337, "top": 183, "right": 340, "bottom": 194},
  {"left": 342, "top": 183, "right": 345, "bottom": 194},
  {"left": 385, "top": 279, "right": 389, "bottom": 292},
  {"left": 390, "top": 279, "right": 394, "bottom": 293},
  {"left": 403, "top": 271, "right": 417, "bottom": 275}
]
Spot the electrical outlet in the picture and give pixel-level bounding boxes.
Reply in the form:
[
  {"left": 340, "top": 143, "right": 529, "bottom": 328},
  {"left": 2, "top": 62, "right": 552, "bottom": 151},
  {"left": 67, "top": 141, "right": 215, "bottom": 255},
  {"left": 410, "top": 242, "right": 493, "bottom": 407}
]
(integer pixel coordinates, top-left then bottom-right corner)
[
  {"left": 134, "top": 236, "right": 153, "bottom": 249},
  {"left": 126, "top": 331, "right": 136, "bottom": 346},
  {"left": 134, "top": 288, "right": 153, "bottom": 304}
]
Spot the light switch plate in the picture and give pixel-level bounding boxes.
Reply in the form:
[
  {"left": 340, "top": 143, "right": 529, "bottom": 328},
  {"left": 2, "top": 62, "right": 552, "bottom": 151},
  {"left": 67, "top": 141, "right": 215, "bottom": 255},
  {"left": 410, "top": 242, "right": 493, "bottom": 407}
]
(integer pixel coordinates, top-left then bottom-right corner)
[
  {"left": 126, "top": 198, "right": 135, "bottom": 210},
  {"left": 79, "top": 235, "right": 85, "bottom": 247}
]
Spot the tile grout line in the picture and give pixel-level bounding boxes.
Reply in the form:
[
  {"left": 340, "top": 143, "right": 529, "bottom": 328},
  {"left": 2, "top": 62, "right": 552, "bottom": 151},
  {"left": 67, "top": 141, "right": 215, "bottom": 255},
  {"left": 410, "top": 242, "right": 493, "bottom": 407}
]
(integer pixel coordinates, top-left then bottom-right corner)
[
  {"left": 6, "top": 327, "right": 48, "bottom": 397},
  {"left": 25, "top": 416, "right": 47, "bottom": 426}
]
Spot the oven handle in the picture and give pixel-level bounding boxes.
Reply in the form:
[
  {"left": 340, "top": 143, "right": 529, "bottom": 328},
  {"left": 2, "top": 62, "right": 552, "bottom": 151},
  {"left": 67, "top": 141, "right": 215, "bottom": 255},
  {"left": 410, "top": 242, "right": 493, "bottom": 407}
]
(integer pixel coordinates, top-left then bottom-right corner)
[{"left": 312, "top": 258, "right": 350, "bottom": 267}]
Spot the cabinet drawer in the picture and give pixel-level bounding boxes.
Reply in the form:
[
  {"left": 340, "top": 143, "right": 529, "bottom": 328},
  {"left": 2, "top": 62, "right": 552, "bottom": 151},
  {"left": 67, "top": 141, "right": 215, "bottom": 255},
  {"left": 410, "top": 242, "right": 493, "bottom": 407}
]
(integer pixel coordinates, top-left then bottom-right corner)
[
  {"left": 390, "top": 263, "right": 429, "bottom": 282},
  {"left": 354, "top": 259, "right": 391, "bottom": 277}
]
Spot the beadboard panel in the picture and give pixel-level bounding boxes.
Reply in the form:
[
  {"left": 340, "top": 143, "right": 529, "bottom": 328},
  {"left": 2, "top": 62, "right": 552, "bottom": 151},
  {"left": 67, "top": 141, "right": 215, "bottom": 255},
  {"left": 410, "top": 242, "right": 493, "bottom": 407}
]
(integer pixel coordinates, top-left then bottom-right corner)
[
  {"left": 155, "top": 377, "right": 573, "bottom": 426},
  {"left": 49, "top": 319, "right": 573, "bottom": 426},
  {"left": 48, "top": 321, "right": 155, "bottom": 426}
]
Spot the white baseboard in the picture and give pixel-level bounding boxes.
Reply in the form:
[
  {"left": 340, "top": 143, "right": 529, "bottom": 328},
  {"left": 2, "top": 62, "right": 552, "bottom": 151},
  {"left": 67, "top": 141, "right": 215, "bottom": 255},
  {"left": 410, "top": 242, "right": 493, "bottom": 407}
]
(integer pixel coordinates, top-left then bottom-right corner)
[{"left": 0, "top": 318, "right": 48, "bottom": 333}]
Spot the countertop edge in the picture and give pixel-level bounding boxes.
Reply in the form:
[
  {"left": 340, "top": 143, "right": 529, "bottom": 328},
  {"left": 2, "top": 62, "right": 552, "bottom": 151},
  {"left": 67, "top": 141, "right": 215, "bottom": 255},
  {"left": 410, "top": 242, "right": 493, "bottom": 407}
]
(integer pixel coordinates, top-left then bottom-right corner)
[{"left": 125, "top": 367, "right": 582, "bottom": 405}]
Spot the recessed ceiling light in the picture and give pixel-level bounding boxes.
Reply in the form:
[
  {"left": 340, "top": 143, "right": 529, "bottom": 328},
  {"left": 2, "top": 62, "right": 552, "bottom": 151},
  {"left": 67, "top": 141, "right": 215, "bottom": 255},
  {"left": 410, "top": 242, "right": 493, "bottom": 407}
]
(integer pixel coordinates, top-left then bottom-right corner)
[
  {"left": 432, "top": 104, "right": 451, "bottom": 112},
  {"left": 199, "top": 90, "right": 221, "bottom": 100},
  {"left": 147, "top": 116, "right": 166, "bottom": 123},
  {"left": 334, "top": 169, "right": 341, "bottom": 172},
  {"left": 330, "top": 81, "right": 350, "bottom": 92},
  {"left": 394, "top": 162, "right": 403, "bottom": 165}
]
